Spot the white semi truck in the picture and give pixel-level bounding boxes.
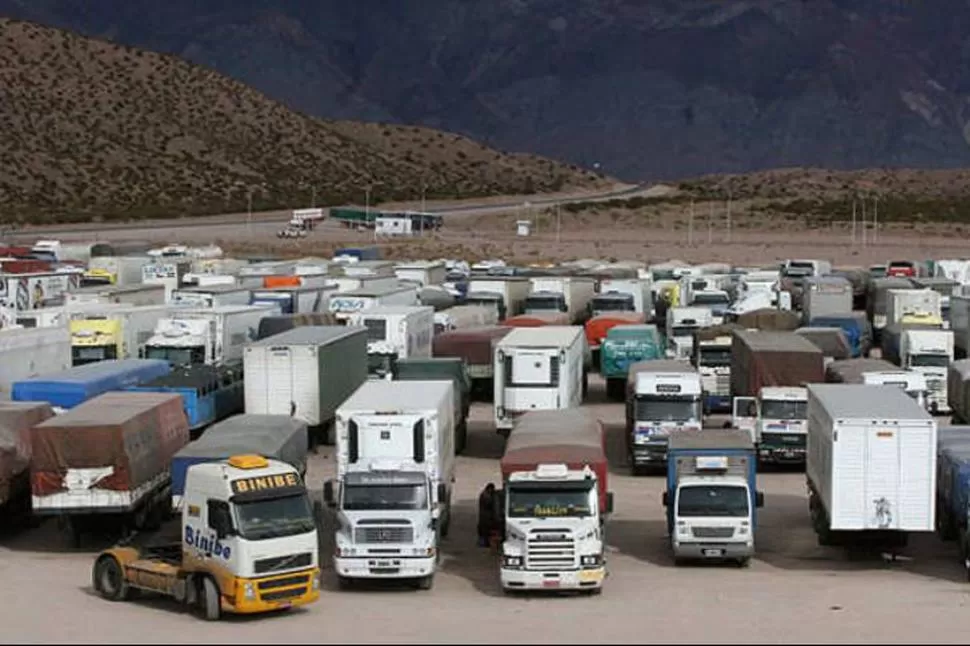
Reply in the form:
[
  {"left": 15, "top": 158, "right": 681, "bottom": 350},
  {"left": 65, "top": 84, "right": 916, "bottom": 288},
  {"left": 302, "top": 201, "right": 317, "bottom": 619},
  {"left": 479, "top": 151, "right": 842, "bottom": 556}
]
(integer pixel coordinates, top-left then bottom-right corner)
[
  {"left": 898, "top": 328, "right": 953, "bottom": 414},
  {"left": 347, "top": 305, "right": 435, "bottom": 379},
  {"left": 665, "top": 307, "right": 713, "bottom": 360},
  {"left": 464, "top": 277, "right": 531, "bottom": 321},
  {"left": 524, "top": 276, "right": 597, "bottom": 325},
  {"left": 493, "top": 326, "right": 588, "bottom": 433},
  {"left": 143, "top": 304, "right": 274, "bottom": 366},
  {"left": 324, "top": 380, "right": 455, "bottom": 590},
  {"left": 593, "top": 278, "right": 653, "bottom": 317}
]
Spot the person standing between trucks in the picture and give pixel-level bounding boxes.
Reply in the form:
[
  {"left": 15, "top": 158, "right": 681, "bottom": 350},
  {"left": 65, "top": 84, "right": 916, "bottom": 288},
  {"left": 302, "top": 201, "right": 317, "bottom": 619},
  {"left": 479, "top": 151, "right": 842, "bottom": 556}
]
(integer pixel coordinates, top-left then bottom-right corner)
[{"left": 478, "top": 483, "right": 497, "bottom": 547}]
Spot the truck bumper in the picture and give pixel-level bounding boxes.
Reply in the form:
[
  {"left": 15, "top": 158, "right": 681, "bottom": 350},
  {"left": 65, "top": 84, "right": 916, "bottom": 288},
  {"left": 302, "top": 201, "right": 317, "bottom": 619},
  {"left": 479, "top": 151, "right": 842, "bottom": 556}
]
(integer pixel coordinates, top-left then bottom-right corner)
[
  {"left": 333, "top": 554, "right": 437, "bottom": 580},
  {"left": 704, "top": 394, "right": 732, "bottom": 413},
  {"left": 673, "top": 542, "right": 754, "bottom": 560},
  {"left": 630, "top": 442, "right": 669, "bottom": 466},
  {"left": 501, "top": 566, "right": 605, "bottom": 591},
  {"left": 225, "top": 568, "right": 320, "bottom": 614}
]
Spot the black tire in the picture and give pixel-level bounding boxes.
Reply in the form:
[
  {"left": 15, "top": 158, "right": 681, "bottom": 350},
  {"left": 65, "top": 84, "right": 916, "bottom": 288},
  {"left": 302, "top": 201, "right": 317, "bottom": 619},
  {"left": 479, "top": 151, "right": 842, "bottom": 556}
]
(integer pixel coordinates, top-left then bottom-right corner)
[
  {"left": 93, "top": 556, "right": 130, "bottom": 602},
  {"left": 585, "top": 586, "right": 603, "bottom": 596},
  {"left": 200, "top": 577, "right": 221, "bottom": 621},
  {"left": 62, "top": 516, "right": 82, "bottom": 549},
  {"left": 336, "top": 575, "right": 353, "bottom": 590},
  {"left": 735, "top": 557, "right": 751, "bottom": 568},
  {"left": 416, "top": 575, "right": 434, "bottom": 590}
]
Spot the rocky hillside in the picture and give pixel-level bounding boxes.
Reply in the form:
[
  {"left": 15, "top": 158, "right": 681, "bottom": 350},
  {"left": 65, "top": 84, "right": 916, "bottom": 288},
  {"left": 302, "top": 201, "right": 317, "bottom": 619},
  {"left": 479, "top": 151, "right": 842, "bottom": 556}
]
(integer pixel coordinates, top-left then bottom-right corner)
[
  {"left": 0, "top": 18, "right": 604, "bottom": 223},
  {"left": 5, "top": 0, "right": 970, "bottom": 180}
]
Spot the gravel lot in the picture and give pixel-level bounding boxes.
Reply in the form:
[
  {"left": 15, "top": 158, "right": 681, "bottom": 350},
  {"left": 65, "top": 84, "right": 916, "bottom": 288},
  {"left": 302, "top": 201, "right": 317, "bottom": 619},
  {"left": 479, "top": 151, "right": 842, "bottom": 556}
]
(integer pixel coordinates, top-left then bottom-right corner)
[{"left": 1, "top": 376, "right": 968, "bottom": 644}]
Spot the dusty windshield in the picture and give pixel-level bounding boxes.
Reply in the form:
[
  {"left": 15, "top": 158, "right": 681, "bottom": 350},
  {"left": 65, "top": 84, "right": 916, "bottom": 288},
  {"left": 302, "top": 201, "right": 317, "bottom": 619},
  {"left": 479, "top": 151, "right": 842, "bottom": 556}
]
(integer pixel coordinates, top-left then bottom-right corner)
[
  {"left": 671, "top": 325, "right": 699, "bottom": 337},
  {"left": 761, "top": 400, "right": 807, "bottom": 420},
  {"left": 342, "top": 483, "right": 428, "bottom": 511},
  {"left": 143, "top": 345, "right": 204, "bottom": 366},
  {"left": 508, "top": 485, "right": 593, "bottom": 518},
  {"left": 526, "top": 296, "right": 565, "bottom": 312},
  {"left": 635, "top": 397, "right": 701, "bottom": 422},
  {"left": 677, "top": 485, "right": 749, "bottom": 517},
  {"left": 697, "top": 347, "right": 731, "bottom": 367},
  {"left": 234, "top": 493, "right": 315, "bottom": 540},
  {"left": 909, "top": 354, "right": 949, "bottom": 368},
  {"left": 692, "top": 294, "right": 729, "bottom": 306},
  {"left": 592, "top": 297, "right": 634, "bottom": 312}
]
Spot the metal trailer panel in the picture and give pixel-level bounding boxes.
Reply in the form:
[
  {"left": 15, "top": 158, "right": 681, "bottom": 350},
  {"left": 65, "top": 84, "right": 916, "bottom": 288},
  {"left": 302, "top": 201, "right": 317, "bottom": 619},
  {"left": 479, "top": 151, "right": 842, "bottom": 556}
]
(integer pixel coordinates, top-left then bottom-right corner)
[
  {"left": 730, "top": 330, "right": 825, "bottom": 396},
  {"left": 392, "top": 357, "right": 471, "bottom": 450},
  {"left": 171, "top": 284, "right": 253, "bottom": 308},
  {"left": 950, "top": 295, "right": 970, "bottom": 356},
  {"left": 499, "top": 408, "right": 609, "bottom": 512},
  {"left": 255, "top": 312, "right": 339, "bottom": 340},
  {"left": 170, "top": 414, "right": 308, "bottom": 498},
  {"left": 734, "top": 309, "right": 801, "bottom": 331},
  {"left": 433, "top": 305, "right": 498, "bottom": 333},
  {"left": 802, "top": 277, "right": 853, "bottom": 323},
  {"left": 825, "top": 358, "right": 897, "bottom": 384},
  {"left": 807, "top": 312, "right": 872, "bottom": 358},
  {"left": 432, "top": 325, "right": 513, "bottom": 379},
  {"left": 947, "top": 360, "right": 970, "bottom": 423},
  {"left": 795, "top": 327, "right": 851, "bottom": 361},
  {"left": 244, "top": 326, "right": 368, "bottom": 429},
  {"left": 0, "top": 326, "right": 72, "bottom": 400},
  {"left": 30, "top": 392, "right": 189, "bottom": 513},
  {"left": 0, "top": 402, "right": 54, "bottom": 506},
  {"left": 879, "top": 321, "right": 942, "bottom": 366},
  {"left": 497, "top": 326, "right": 584, "bottom": 349},
  {"left": 807, "top": 383, "right": 936, "bottom": 532},
  {"left": 866, "top": 277, "right": 914, "bottom": 328},
  {"left": 12, "top": 358, "right": 171, "bottom": 410}
]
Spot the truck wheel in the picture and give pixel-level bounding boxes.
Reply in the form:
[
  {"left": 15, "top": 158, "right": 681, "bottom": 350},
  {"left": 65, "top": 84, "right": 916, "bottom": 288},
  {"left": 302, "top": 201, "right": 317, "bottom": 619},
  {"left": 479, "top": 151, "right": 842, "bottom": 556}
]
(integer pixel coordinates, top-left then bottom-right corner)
[
  {"left": 336, "top": 575, "right": 353, "bottom": 590},
  {"left": 93, "top": 556, "right": 131, "bottom": 602},
  {"left": 416, "top": 575, "right": 434, "bottom": 591},
  {"left": 585, "top": 586, "right": 603, "bottom": 596},
  {"left": 60, "top": 516, "right": 82, "bottom": 549},
  {"left": 734, "top": 557, "right": 751, "bottom": 568},
  {"left": 200, "top": 577, "right": 222, "bottom": 621}
]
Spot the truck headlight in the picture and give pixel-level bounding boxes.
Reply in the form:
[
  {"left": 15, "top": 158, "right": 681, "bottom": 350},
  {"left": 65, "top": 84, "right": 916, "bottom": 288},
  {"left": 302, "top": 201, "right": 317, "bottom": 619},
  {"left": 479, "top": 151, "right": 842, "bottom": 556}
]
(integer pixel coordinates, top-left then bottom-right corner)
[
  {"left": 412, "top": 547, "right": 435, "bottom": 557},
  {"left": 580, "top": 555, "right": 601, "bottom": 567},
  {"left": 243, "top": 581, "right": 256, "bottom": 600},
  {"left": 336, "top": 546, "right": 356, "bottom": 557},
  {"left": 737, "top": 521, "right": 749, "bottom": 536},
  {"left": 503, "top": 555, "right": 523, "bottom": 568},
  {"left": 677, "top": 521, "right": 690, "bottom": 536}
]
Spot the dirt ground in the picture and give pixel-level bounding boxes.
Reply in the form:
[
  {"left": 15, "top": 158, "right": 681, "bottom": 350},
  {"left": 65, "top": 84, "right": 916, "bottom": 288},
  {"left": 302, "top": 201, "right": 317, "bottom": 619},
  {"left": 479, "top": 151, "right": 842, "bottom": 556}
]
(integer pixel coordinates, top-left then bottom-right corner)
[{"left": 1, "top": 375, "right": 968, "bottom": 644}]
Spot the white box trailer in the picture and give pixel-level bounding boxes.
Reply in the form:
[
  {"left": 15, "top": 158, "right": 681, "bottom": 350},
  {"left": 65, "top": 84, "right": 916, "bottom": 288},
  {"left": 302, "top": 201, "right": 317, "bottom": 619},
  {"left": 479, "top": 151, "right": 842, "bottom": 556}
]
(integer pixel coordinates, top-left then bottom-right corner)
[
  {"left": 348, "top": 306, "right": 434, "bottom": 378},
  {"left": 170, "top": 284, "right": 252, "bottom": 308},
  {"left": 143, "top": 304, "right": 273, "bottom": 366},
  {"left": 328, "top": 285, "right": 419, "bottom": 322},
  {"left": 237, "top": 260, "right": 296, "bottom": 278},
  {"left": 141, "top": 260, "right": 191, "bottom": 302},
  {"left": 433, "top": 304, "right": 498, "bottom": 334},
  {"left": 596, "top": 278, "right": 653, "bottom": 316},
  {"left": 0, "top": 272, "right": 82, "bottom": 310},
  {"left": 244, "top": 326, "right": 368, "bottom": 446},
  {"left": 525, "top": 276, "right": 596, "bottom": 324},
  {"left": 0, "top": 326, "right": 72, "bottom": 399},
  {"left": 886, "top": 288, "right": 942, "bottom": 326},
  {"left": 465, "top": 277, "right": 531, "bottom": 321},
  {"left": 806, "top": 383, "right": 936, "bottom": 548},
  {"left": 493, "top": 326, "right": 588, "bottom": 433},
  {"left": 327, "top": 275, "right": 400, "bottom": 294},
  {"left": 65, "top": 283, "right": 166, "bottom": 307},
  {"left": 394, "top": 261, "right": 448, "bottom": 287}
]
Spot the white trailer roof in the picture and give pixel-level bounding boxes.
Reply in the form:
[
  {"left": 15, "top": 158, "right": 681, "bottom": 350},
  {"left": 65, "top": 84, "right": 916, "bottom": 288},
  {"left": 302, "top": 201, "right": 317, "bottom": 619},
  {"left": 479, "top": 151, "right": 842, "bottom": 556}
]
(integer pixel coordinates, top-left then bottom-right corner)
[
  {"left": 353, "top": 305, "right": 433, "bottom": 317},
  {"left": 808, "top": 383, "right": 932, "bottom": 420},
  {"left": 340, "top": 380, "right": 453, "bottom": 412},
  {"left": 497, "top": 326, "right": 583, "bottom": 348},
  {"left": 247, "top": 325, "right": 366, "bottom": 348}
]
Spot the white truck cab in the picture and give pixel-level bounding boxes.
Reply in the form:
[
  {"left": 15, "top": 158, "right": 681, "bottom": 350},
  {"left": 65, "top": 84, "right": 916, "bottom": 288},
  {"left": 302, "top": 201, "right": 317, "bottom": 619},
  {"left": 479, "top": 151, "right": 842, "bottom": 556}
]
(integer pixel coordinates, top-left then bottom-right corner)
[
  {"left": 899, "top": 328, "right": 953, "bottom": 414},
  {"left": 692, "top": 332, "right": 733, "bottom": 413},
  {"left": 861, "top": 370, "right": 928, "bottom": 409},
  {"left": 665, "top": 307, "right": 713, "bottom": 359},
  {"left": 689, "top": 289, "right": 731, "bottom": 325},
  {"left": 731, "top": 386, "right": 808, "bottom": 464},
  {"left": 627, "top": 367, "right": 703, "bottom": 468}
]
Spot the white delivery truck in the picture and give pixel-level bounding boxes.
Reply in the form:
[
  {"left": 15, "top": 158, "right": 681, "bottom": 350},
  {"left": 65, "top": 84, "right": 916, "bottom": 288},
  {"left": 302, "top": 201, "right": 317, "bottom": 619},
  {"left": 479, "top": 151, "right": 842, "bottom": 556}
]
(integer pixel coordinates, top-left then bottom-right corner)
[
  {"left": 244, "top": 326, "right": 369, "bottom": 447},
  {"left": 394, "top": 261, "right": 447, "bottom": 287},
  {"left": 323, "top": 380, "right": 456, "bottom": 590},
  {"left": 142, "top": 304, "right": 274, "bottom": 366},
  {"left": 465, "top": 277, "right": 531, "bottom": 321},
  {"left": 524, "top": 276, "right": 596, "bottom": 324},
  {"left": 898, "top": 328, "right": 953, "bottom": 414},
  {"left": 82, "top": 256, "right": 150, "bottom": 288},
  {"left": 593, "top": 278, "right": 653, "bottom": 317},
  {"left": 806, "top": 383, "right": 937, "bottom": 550},
  {"left": 886, "top": 288, "right": 942, "bottom": 327},
  {"left": 170, "top": 284, "right": 253, "bottom": 308},
  {"left": 347, "top": 306, "right": 435, "bottom": 379},
  {"left": 250, "top": 285, "right": 335, "bottom": 315},
  {"left": 0, "top": 325, "right": 72, "bottom": 398},
  {"left": 328, "top": 285, "right": 419, "bottom": 322},
  {"left": 433, "top": 304, "right": 498, "bottom": 334},
  {"left": 665, "top": 307, "right": 713, "bottom": 360},
  {"left": 625, "top": 360, "right": 703, "bottom": 471},
  {"left": 64, "top": 283, "right": 166, "bottom": 307},
  {"left": 327, "top": 274, "right": 400, "bottom": 294},
  {"left": 493, "top": 326, "right": 588, "bottom": 433},
  {"left": 141, "top": 259, "right": 191, "bottom": 302}
]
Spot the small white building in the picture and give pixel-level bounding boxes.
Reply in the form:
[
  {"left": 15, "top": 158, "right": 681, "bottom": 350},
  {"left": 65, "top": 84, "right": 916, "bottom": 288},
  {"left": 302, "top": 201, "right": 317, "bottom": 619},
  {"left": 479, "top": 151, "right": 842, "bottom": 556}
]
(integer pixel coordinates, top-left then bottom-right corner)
[
  {"left": 516, "top": 220, "right": 532, "bottom": 237},
  {"left": 376, "top": 216, "right": 414, "bottom": 236}
]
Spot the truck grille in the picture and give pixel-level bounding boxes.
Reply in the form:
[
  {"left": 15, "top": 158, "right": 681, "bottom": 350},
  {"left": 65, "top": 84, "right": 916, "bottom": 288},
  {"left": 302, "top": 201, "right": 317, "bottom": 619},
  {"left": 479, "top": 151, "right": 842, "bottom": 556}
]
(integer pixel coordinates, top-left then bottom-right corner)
[
  {"left": 526, "top": 528, "right": 576, "bottom": 570},
  {"left": 927, "top": 379, "right": 944, "bottom": 393},
  {"left": 257, "top": 574, "right": 311, "bottom": 591},
  {"left": 715, "top": 374, "right": 730, "bottom": 395},
  {"left": 355, "top": 524, "right": 413, "bottom": 544},
  {"left": 253, "top": 552, "right": 313, "bottom": 575},
  {"left": 691, "top": 526, "right": 735, "bottom": 539}
]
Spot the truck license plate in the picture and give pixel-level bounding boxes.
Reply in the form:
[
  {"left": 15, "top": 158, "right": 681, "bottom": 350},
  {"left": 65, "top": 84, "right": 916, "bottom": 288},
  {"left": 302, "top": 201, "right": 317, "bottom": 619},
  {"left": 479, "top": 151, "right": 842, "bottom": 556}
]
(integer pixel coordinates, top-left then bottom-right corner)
[
  {"left": 702, "top": 549, "right": 724, "bottom": 557},
  {"left": 542, "top": 579, "right": 560, "bottom": 588},
  {"left": 376, "top": 560, "right": 392, "bottom": 567}
]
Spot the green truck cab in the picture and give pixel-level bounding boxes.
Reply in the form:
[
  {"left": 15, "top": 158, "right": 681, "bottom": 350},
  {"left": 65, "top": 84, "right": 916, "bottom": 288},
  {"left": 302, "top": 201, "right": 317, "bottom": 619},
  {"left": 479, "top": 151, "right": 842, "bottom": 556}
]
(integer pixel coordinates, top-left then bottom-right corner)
[
  {"left": 391, "top": 356, "right": 472, "bottom": 454},
  {"left": 601, "top": 324, "right": 664, "bottom": 400}
]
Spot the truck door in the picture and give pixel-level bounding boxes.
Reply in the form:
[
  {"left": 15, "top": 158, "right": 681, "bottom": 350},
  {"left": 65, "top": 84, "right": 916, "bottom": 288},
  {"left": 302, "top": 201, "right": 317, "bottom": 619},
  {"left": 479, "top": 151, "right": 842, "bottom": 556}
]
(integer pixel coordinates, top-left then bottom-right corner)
[
  {"left": 264, "top": 344, "right": 296, "bottom": 417},
  {"left": 731, "top": 396, "right": 758, "bottom": 442},
  {"left": 865, "top": 425, "right": 901, "bottom": 530}
]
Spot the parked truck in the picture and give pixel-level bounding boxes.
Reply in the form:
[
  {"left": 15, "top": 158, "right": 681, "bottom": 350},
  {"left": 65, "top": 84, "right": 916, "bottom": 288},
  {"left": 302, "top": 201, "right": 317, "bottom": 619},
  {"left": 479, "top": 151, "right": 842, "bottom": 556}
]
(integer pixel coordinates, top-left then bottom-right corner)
[
  {"left": 601, "top": 324, "right": 664, "bottom": 400},
  {"left": 692, "top": 324, "right": 740, "bottom": 414},
  {"left": 948, "top": 295, "right": 970, "bottom": 359},
  {"left": 32, "top": 391, "right": 190, "bottom": 546},
  {"left": 142, "top": 259, "right": 191, "bottom": 302},
  {"left": 665, "top": 307, "right": 713, "bottom": 360},
  {"left": 807, "top": 312, "right": 872, "bottom": 358},
  {"left": 65, "top": 283, "right": 166, "bottom": 308},
  {"left": 794, "top": 327, "right": 851, "bottom": 362},
  {"left": 496, "top": 408, "right": 612, "bottom": 594},
  {"left": 0, "top": 402, "right": 54, "bottom": 516},
  {"left": 250, "top": 285, "right": 333, "bottom": 315},
  {"left": 324, "top": 380, "right": 455, "bottom": 590},
  {"left": 948, "top": 360, "right": 970, "bottom": 424},
  {"left": 866, "top": 277, "right": 914, "bottom": 341},
  {"left": 244, "top": 326, "right": 368, "bottom": 447},
  {"left": 0, "top": 325, "right": 72, "bottom": 399},
  {"left": 584, "top": 312, "right": 646, "bottom": 360},
  {"left": 806, "top": 383, "right": 937, "bottom": 550},
  {"left": 394, "top": 261, "right": 447, "bottom": 287},
  {"left": 12, "top": 358, "right": 171, "bottom": 411},
  {"left": 391, "top": 357, "right": 471, "bottom": 455},
  {"left": 433, "top": 304, "right": 498, "bottom": 335},
  {"left": 255, "top": 312, "right": 338, "bottom": 340},
  {"left": 801, "top": 276, "right": 853, "bottom": 324},
  {"left": 663, "top": 429, "right": 763, "bottom": 566},
  {"left": 92, "top": 453, "right": 319, "bottom": 620},
  {"left": 729, "top": 330, "right": 825, "bottom": 465},
  {"left": 880, "top": 324, "right": 953, "bottom": 414},
  {"left": 625, "top": 360, "right": 703, "bottom": 472},
  {"left": 591, "top": 278, "right": 653, "bottom": 317},
  {"left": 142, "top": 305, "right": 273, "bottom": 367},
  {"left": 171, "top": 284, "right": 253, "bottom": 308},
  {"left": 82, "top": 256, "right": 150, "bottom": 288},
  {"left": 69, "top": 304, "right": 170, "bottom": 366},
  {"left": 887, "top": 288, "right": 942, "bottom": 328},
  {"left": 327, "top": 285, "right": 419, "bottom": 322},
  {"left": 934, "top": 427, "right": 970, "bottom": 576},
  {"left": 464, "top": 277, "right": 531, "bottom": 321},
  {"left": 493, "top": 326, "right": 588, "bottom": 434},
  {"left": 432, "top": 326, "right": 513, "bottom": 401},
  {"left": 524, "top": 276, "right": 596, "bottom": 325},
  {"left": 347, "top": 305, "right": 434, "bottom": 379}
]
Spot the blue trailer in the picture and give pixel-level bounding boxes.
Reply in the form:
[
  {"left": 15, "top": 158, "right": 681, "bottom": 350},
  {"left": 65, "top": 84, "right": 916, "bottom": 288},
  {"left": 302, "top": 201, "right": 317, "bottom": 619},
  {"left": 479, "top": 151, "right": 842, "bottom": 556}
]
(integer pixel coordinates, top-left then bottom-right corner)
[
  {"left": 808, "top": 314, "right": 871, "bottom": 358},
  {"left": 125, "top": 363, "right": 244, "bottom": 437},
  {"left": 11, "top": 359, "right": 171, "bottom": 410},
  {"left": 936, "top": 427, "right": 970, "bottom": 561}
]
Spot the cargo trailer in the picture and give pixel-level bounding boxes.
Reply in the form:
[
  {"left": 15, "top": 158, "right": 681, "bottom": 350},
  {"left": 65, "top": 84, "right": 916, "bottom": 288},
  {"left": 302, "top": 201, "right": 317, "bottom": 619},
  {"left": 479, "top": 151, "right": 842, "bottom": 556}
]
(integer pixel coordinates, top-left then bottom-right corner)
[
  {"left": 432, "top": 325, "right": 513, "bottom": 401},
  {"left": 12, "top": 358, "right": 171, "bottom": 411}
]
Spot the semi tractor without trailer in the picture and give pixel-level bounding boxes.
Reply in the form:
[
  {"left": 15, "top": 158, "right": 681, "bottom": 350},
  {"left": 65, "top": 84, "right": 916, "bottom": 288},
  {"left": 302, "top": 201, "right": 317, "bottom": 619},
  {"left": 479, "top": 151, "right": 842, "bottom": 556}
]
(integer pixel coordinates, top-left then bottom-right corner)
[
  {"left": 324, "top": 380, "right": 456, "bottom": 590},
  {"left": 92, "top": 454, "right": 319, "bottom": 620},
  {"left": 493, "top": 326, "right": 588, "bottom": 433},
  {"left": 806, "top": 384, "right": 937, "bottom": 550},
  {"left": 729, "top": 330, "right": 825, "bottom": 465},
  {"left": 496, "top": 409, "right": 612, "bottom": 594},
  {"left": 244, "top": 326, "right": 368, "bottom": 447},
  {"left": 663, "top": 430, "right": 763, "bottom": 566},
  {"left": 31, "top": 391, "right": 190, "bottom": 546},
  {"left": 625, "top": 360, "right": 703, "bottom": 472},
  {"left": 600, "top": 324, "right": 664, "bottom": 401},
  {"left": 432, "top": 326, "right": 513, "bottom": 401}
]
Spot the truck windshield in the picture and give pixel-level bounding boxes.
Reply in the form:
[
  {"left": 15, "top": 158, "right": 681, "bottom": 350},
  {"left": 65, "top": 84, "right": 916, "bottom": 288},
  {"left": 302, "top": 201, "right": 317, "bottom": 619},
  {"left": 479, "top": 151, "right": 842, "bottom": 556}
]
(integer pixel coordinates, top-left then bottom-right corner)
[
  {"left": 80, "top": 276, "right": 112, "bottom": 288},
  {"left": 677, "top": 485, "right": 749, "bottom": 517},
  {"left": 143, "top": 345, "right": 205, "bottom": 366},
  {"left": 591, "top": 297, "right": 633, "bottom": 313},
  {"left": 692, "top": 293, "right": 729, "bottom": 306},
  {"left": 761, "top": 400, "right": 807, "bottom": 420},
  {"left": 525, "top": 296, "right": 565, "bottom": 312},
  {"left": 910, "top": 354, "right": 949, "bottom": 368},
  {"left": 635, "top": 396, "right": 701, "bottom": 422},
  {"left": 671, "top": 325, "right": 699, "bottom": 337},
  {"left": 342, "top": 483, "right": 428, "bottom": 511},
  {"left": 697, "top": 347, "right": 731, "bottom": 367},
  {"left": 507, "top": 485, "right": 593, "bottom": 518},
  {"left": 72, "top": 345, "right": 117, "bottom": 365},
  {"left": 234, "top": 493, "right": 316, "bottom": 540},
  {"left": 367, "top": 353, "right": 396, "bottom": 378},
  {"left": 362, "top": 319, "right": 387, "bottom": 341},
  {"left": 784, "top": 262, "right": 814, "bottom": 277}
]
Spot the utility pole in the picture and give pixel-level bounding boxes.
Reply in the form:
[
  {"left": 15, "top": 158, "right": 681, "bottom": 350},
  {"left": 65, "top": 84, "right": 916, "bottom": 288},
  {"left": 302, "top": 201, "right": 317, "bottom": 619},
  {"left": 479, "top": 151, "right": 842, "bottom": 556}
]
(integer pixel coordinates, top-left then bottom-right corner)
[
  {"left": 421, "top": 183, "right": 427, "bottom": 214},
  {"left": 707, "top": 201, "right": 713, "bottom": 245},
  {"left": 688, "top": 200, "right": 695, "bottom": 246},
  {"left": 247, "top": 189, "right": 253, "bottom": 238},
  {"left": 851, "top": 198, "right": 856, "bottom": 245},
  {"left": 726, "top": 186, "right": 733, "bottom": 244},
  {"left": 861, "top": 196, "right": 867, "bottom": 247},
  {"left": 311, "top": 186, "right": 316, "bottom": 209},
  {"left": 556, "top": 203, "right": 562, "bottom": 244},
  {"left": 872, "top": 195, "right": 878, "bottom": 244},
  {"left": 366, "top": 187, "right": 375, "bottom": 242}
]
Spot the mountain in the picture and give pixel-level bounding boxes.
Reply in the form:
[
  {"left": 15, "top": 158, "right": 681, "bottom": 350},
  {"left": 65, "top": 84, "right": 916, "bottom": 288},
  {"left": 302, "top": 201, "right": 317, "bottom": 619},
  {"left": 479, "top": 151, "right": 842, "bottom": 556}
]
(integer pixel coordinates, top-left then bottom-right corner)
[
  {"left": 3, "top": 0, "right": 970, "bottom": 181},
  {"left": 0, "top": 18, "right": 604, "bottom": 223}
]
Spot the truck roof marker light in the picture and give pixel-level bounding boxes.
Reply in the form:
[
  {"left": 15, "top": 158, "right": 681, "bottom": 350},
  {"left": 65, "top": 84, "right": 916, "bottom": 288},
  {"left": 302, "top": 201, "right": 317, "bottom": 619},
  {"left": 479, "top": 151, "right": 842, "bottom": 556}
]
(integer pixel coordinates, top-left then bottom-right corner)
[
  {"left": 228, "top": 454, "right": 270, "bottom": 470},
  {"left": 535, "top": 464, "right": 570, "bottom": 479}
]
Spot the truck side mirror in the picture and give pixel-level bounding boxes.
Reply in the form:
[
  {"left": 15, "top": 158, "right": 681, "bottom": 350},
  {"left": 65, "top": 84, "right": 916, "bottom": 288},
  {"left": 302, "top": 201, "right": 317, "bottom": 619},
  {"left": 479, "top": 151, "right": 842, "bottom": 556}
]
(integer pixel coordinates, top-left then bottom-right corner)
[
  {"left": 755, "top": 491, "right": 765, "bottom": 508},
  {"left": 661, "top": 491, "right": 669, "bottom": 507},
  {"left": 606, "top": 492, "right": 614, "bottom": 515},
  {"left": 323, "top": 480, "right": 336, "bottom": 508}
]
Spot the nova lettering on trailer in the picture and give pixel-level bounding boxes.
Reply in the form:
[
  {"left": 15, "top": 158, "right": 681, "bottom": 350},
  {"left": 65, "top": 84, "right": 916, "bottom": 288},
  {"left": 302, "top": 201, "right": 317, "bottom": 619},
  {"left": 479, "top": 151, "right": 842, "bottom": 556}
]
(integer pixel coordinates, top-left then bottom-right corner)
[{"left": 230, "top": 473, "right": 300, "bottom": 494}]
